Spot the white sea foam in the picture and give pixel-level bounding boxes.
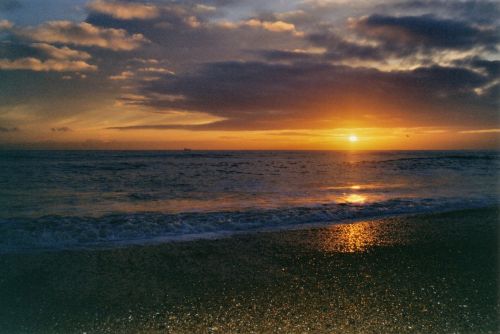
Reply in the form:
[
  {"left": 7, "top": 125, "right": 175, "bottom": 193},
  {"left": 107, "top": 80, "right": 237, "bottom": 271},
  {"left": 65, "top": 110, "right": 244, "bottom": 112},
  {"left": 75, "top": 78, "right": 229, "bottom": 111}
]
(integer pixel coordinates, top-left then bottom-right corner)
[{"left": 0, "top": 196, "right": 496, "bottom": 252}]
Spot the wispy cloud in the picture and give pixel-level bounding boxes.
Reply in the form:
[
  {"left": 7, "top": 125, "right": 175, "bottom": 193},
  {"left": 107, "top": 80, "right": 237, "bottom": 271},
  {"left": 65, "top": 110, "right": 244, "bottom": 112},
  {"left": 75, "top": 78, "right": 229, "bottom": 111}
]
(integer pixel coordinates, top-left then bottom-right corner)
[{"left": 459, "top": 129, "right": 500, "bottom": 134}]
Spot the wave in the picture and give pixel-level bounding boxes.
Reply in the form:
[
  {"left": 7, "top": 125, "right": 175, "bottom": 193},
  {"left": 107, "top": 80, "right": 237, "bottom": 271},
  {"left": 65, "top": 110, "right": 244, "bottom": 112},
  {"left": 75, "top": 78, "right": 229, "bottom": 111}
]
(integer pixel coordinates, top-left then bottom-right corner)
[
  {"left": 0, "top": 196, "right": 496, "bottom": 253},
  {"left": 354, "top": 153, "right": 499, "bottom": 165}
]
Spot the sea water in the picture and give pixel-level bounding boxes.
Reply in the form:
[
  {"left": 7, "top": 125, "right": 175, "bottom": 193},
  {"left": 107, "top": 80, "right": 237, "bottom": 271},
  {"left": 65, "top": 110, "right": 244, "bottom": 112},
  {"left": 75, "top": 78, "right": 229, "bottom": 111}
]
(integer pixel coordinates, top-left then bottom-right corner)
[{"left": 0, "top": 150, "right": 498, "bottom": 252}]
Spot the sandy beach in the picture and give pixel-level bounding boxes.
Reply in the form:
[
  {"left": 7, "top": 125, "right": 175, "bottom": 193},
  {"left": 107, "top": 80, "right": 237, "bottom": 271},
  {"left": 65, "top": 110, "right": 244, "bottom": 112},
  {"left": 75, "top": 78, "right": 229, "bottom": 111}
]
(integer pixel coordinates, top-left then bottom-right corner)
[{"left": 0, "top": 207, "right": 498, "bottom": 333}]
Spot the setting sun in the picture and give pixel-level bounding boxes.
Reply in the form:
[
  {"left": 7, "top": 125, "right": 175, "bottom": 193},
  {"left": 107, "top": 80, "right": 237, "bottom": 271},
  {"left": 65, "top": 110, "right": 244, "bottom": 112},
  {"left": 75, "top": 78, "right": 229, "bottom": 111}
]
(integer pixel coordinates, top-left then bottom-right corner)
[{"left": 349, "top": 135, "right": 359, "bottom": 142}]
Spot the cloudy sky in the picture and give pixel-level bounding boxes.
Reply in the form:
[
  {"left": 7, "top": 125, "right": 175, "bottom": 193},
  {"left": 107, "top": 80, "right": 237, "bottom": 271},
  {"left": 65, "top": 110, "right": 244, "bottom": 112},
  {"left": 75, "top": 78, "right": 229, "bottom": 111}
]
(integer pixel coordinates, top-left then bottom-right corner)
[{"left": 0, "top": 0, "right": 498, "bottom": 149}]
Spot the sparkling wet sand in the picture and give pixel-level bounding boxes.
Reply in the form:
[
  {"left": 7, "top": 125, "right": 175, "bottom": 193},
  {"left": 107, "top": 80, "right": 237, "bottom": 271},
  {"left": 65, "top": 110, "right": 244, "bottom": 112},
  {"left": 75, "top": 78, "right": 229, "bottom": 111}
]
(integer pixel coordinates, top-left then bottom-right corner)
[{"left": 0, "top": 208, "right": 498, "bottom": 333}]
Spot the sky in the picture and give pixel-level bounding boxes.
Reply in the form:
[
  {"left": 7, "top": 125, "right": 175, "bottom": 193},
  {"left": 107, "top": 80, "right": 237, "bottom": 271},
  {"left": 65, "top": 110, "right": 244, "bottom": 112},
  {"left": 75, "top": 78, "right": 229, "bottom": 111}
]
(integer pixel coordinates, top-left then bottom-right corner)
[{"left": 0, "top": 0, "right": 498, "bottom": 149}]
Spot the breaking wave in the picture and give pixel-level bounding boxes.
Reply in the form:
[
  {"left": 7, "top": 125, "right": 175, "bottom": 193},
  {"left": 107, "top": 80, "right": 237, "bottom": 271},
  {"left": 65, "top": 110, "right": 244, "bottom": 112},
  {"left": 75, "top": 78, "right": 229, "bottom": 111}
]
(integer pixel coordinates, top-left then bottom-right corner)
[{"left": 0, "top": 196, "right": 496, "bottom": 253}]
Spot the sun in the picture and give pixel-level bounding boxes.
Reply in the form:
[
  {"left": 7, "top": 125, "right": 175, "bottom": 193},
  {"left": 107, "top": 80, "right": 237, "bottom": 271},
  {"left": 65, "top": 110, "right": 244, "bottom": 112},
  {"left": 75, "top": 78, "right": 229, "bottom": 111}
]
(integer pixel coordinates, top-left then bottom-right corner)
[{"left": 348, "top": 135, "right": 358, "bottom": 142}]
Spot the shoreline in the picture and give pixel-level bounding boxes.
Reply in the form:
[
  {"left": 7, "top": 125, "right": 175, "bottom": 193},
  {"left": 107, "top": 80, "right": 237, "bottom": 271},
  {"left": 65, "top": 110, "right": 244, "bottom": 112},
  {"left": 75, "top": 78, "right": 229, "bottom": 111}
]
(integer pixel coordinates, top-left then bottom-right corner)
[
  {"left": 2, "top": 203, "right": 498, "bottom": 254},
  {"left": 0, "top": 207, "right": 498, "bottom": 333},
  {"left": 74, "top": 204, "right": 500, "bottom": 251},
  {"left": 98, "top": 204, "right": 500, "bottom": 249}
]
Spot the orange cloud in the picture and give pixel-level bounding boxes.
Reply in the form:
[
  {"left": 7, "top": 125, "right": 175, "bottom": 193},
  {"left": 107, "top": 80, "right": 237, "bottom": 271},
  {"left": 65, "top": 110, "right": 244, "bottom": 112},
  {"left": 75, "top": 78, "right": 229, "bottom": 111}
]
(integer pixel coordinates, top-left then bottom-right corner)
[
  {"left": 109, "top": 71, "right": 134, "bottom": 80},
  {"left": 216, "top": 19, "right": 302, "bottom": 35},
  {"left": 244, "top": 19, "right": 296, "bottom": 33},
  {"left": 19, "top": 21, "right": 148, "bottom": 51},
  {"left": 0, "top": 57, "right": 97, "bottom": 72},
  {"left": 0, "top": 19, "right": 13, "bottom": 30},
  {"left": 87, "top": 0, "right": 159, "bottom": 20},
  {"left": 31, "top": 43, "right": 91, "bottom": 60}
]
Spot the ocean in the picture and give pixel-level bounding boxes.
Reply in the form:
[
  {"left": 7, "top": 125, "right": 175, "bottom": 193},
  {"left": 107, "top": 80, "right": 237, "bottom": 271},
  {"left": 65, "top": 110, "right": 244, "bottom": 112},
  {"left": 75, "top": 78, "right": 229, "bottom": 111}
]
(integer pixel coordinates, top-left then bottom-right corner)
[{"left": 0, "top": 150, "right": 498, "bottom": 252}]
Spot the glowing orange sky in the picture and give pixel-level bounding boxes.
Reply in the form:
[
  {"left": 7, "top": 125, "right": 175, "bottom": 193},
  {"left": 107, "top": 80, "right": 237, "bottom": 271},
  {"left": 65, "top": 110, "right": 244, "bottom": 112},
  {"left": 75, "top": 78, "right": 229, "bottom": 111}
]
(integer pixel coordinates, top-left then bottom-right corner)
[{"left": 0, "top": 0, "right": 498, "bottom": 149}]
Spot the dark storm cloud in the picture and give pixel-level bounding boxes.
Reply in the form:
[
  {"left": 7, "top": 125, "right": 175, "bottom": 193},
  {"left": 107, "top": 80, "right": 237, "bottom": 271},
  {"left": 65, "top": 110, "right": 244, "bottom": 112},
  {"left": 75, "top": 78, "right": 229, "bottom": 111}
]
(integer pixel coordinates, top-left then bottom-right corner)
[
  {"left": 85, "top": 4, "right": 195, "bottom": 28},
  {"left": 354, "top": 14, "right": 498, "bottom": 51},
  {"left": 0, "top": 70, "right": 116, "bottom": 122},
  {"left": 0, "top": 39, "right": 40, "bottom": 59},
  {"left": 307, "top": 32, "right": 384, "bottom": 61},
  {"left": 108, "top": 60, "right": 497, "bottom": 130},
  {"left": 454, "top": 57, "right": 500, "bottom": 77},
  {"left": 294, "top": 0, "right": 499, "bottom": 26},
  {"left": 265, "top": 12, "right": 498, "bottom": 64},
  {"left": 0, "top": 39, "right": 91, "bottom": 61},
  {"left": 481, "top": 83, "right": 499, "bottom": 102},
  {"left": 391, "top": 0, "right": 499, "bottom": 24},
  {"left": 470, "top": 59, "right": 500, "bottom": 77},
  {"left": 0, "top": 38, "right": 97, "bottom": 72},
  {"left": 257, "top": 49, "right": 320, "bottom": 62}
]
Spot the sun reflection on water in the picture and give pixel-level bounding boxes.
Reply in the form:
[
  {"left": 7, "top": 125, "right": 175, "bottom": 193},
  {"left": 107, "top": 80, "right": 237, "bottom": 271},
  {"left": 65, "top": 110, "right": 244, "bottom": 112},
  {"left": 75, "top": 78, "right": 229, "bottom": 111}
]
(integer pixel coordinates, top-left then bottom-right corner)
[
  {"left": 317, "top": 222, "right": 381, "bottom": 253},
  {"left": 343, "top": 193, "right": 367, "bottom": 204},
  {"left": 323, "top": 183, "right": 388, "bottom": 205}
]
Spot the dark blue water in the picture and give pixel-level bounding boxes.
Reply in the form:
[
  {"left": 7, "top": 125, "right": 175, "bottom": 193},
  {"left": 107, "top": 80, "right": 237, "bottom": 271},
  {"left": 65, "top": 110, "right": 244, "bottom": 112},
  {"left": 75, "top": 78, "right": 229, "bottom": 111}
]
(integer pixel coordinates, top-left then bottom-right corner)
[{"left": 0, "top": 150, "right": 498, "bottom": 252}]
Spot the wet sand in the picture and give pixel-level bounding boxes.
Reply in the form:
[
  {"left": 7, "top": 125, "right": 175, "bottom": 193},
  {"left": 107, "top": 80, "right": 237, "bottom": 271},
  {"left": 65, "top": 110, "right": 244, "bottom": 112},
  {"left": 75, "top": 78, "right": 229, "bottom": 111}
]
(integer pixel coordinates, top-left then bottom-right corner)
[{"left": 0, "top": 207, "right": 498, "bottom": 333}]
